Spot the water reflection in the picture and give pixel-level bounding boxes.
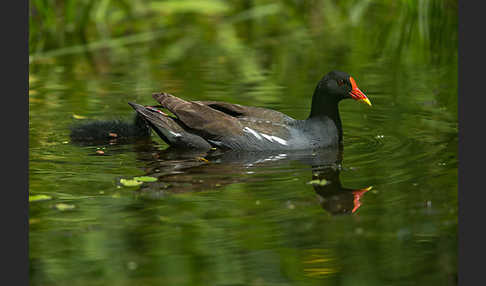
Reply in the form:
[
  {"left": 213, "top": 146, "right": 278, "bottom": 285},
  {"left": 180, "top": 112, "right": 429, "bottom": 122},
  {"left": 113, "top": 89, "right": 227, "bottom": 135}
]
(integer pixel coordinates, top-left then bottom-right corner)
[
  {"left": 129, "top": 144, "right": 371, "bottom": 215},
  {"left": 311, "top": 166, "right": 371, "bottom": 215}
]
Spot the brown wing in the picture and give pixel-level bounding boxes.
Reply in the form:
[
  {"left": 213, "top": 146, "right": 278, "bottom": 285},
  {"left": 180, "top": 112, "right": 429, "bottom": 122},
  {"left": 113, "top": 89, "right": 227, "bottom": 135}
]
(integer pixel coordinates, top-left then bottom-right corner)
[
  {"left": 194, "top": 100, "right": 295, "bottom": 124},
  {"left": 152, "top": 92, "right": 244, "bottom": 139},
  {"left": 198, "top": 101, "right": 295, "bottom": 143}
]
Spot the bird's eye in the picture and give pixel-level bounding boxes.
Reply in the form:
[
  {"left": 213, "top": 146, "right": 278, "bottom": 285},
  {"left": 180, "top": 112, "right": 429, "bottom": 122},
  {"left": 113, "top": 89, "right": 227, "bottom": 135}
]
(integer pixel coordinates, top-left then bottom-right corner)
[{"left": 337, "top": 79, "right": 344, "bottom": 86}]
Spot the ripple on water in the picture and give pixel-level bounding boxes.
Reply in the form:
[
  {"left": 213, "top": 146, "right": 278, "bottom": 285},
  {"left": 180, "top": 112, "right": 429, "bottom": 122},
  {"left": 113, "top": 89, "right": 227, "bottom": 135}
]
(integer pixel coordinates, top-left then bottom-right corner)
[{"left": 342, "top": 109, "right": 456, "bottom": 187}]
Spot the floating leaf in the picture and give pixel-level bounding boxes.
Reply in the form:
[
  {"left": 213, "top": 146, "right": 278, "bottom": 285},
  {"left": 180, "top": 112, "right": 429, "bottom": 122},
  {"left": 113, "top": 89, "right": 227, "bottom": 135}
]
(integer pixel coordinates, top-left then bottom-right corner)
[
  {"left": 133, "top": 176, "right": 158, "bottom": 182},
  {"left": 54, "top": 203, "right": 76, "bottom": 211},
  {"left": 120, "top": 178, "right": 143, "bottom": 187},
  {"left": 29, "top": 194, "right": 52, "bottom": 202},
  {"left": 307, "top": 179, "right": 329, "bottom": 186},
  {"left": 72, "top": 114, "right": 87, "bottom": 119}
]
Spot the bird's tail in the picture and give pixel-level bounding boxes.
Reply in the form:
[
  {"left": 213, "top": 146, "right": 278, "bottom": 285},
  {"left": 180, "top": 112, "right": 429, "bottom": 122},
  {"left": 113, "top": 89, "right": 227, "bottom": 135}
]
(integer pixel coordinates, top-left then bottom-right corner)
[{"left": 128, "top": 102, "right": 212, "bottom": 150}]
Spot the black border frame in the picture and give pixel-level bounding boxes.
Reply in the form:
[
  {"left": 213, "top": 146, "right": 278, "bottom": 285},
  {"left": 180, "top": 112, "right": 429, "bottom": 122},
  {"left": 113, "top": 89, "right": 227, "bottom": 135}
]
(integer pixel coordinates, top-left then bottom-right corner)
[{"left": 2, "top": 0, "right": 29, "bottom": 284}]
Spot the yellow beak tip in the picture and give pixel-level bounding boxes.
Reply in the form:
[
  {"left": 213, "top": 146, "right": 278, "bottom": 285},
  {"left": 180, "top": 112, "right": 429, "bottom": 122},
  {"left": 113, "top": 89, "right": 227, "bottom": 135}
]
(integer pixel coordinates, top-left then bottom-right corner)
[{"left": 361, "top": 98, "right": 372, "bottom": 106}]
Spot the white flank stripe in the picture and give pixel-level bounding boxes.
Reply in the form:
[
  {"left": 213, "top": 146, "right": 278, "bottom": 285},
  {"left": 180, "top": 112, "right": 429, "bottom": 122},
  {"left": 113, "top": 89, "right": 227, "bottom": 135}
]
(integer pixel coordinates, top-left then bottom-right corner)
[
  {"left": 261, "top": 133, "right": 273, "bottom": 141},
  {"left": 271, "top": 136, "right": 288, "bottom": 145},
  {"left": 261, "top": 133, "right": 288, "bottom": 145},
  {"left": 243, "top": 127, "right": 289, "bottom": 146},
  {"left": 169, "top": 131, "right": 182, "bottom": 137},
  {"left": 243, "top": 127, "right": 262, "bottom": 140}
]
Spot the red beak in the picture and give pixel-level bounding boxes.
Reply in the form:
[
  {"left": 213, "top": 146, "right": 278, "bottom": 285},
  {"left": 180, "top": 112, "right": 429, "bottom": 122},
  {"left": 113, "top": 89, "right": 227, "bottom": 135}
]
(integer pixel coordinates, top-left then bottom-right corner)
[
  {"left": 349, "top": 77, "right": 372, "bottom": 106},
  {"left": 352, "top": 186, "right": 372, "bottom": 213}
]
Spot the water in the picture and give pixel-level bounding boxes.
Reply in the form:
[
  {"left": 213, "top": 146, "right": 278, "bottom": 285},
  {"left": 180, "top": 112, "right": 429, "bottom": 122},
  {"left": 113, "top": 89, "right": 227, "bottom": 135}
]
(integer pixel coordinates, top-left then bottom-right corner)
[{"left": 29, "top": 1, "right": 457, "bottom": 285}]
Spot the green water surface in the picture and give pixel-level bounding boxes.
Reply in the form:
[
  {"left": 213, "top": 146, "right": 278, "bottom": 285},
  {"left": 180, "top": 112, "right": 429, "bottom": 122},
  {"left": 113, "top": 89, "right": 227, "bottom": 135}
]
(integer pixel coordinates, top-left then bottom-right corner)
[{"left": 29, "top": 1, "right": 457, "bottom": 285}]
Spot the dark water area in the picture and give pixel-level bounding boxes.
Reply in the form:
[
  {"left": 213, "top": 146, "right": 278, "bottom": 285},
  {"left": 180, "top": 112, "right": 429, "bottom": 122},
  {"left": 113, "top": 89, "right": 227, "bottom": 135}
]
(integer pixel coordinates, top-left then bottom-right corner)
[{"left": 29, "top": 1, "right": 457, "bottom": 285}]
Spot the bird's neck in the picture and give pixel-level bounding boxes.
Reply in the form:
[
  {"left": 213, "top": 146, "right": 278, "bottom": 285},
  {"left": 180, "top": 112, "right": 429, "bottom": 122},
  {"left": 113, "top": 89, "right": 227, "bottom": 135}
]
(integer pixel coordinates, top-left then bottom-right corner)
[{"left": 307, "top": 94, "right": 343, "bottom": 142}]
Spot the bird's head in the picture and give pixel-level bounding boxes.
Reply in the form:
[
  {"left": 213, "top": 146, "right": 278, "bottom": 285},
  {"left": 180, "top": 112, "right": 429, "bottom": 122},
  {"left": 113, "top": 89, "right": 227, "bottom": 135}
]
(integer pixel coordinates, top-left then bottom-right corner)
[{"left": 316, "top": 70, "right": 371, "bottom": 106}]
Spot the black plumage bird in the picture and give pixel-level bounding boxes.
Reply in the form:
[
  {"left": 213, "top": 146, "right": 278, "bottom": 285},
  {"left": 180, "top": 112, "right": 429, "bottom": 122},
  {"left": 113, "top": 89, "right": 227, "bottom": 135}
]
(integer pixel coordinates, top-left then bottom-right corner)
[{"left": 129, "top": 70, "right": 371, "bottom": 151}]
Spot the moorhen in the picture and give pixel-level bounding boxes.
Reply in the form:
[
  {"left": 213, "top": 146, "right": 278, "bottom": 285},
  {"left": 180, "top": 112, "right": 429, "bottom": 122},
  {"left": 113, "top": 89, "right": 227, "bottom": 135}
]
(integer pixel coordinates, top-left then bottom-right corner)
[{"left": 129, "top": 70, "right": 371, "bottom": 151}]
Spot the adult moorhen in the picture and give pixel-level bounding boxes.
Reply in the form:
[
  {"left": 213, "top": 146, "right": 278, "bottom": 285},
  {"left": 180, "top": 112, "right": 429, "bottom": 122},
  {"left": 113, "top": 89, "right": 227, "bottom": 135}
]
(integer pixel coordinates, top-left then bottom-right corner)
[{"left": 129, "top": 70, "right": 371, "bottom": 151}]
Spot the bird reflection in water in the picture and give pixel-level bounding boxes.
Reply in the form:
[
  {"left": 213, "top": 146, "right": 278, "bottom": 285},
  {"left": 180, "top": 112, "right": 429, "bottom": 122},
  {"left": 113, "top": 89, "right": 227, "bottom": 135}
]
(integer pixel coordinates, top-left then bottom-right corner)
[
  {"left": 131, "top": 143, "right": 372, "bottom": 215},
  {"left": 310, "top": 166, "right": 372, "bottom": 215}
]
